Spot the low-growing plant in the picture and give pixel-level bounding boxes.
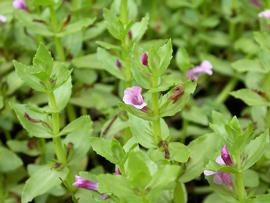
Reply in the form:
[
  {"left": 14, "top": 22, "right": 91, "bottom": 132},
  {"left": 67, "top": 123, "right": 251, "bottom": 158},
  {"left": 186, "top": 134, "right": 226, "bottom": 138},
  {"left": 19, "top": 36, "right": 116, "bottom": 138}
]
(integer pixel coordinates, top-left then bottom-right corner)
[{"left": 1, "top": 0, "right": 270, "bottom": 203}]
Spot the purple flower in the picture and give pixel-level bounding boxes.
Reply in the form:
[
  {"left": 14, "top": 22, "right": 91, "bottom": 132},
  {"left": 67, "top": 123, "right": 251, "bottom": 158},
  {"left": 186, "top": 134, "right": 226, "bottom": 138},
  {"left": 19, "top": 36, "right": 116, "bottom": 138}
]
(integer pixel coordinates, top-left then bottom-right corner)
[
  {"left": 73, "top": 176, "right": 109, "bottom": 200},
  {"left": 221, "top": 145, "right": 233, "bottom": 166},
  {"left": 258, "top": 10, "right": 270, "bottom": 19},
  {"left": 13, "top": 0, "right": 28, "bottom": 11},
  {"left": 100, "top": 194, "right": 109, "bottom": 199},
  {"left": 250, "top": 0, "right": 261, "bottom": 7},
  {"left": 115, "top": 59, "right": 122, "bottom": 69},
  {"left": 204, "top": 145, "right": 233, "bottom": 187},
  {"left": 0, "top": 15, "right": 7, "bottom": 23},
  {"left": 115, "top": 167, "right": 121, "bottom": 175},
  {"left": 123, "top": 86, "right": 147, "bottom": 110},
  {"left": 186, "top": 60, "right": 213, "bottom": 80},
  {"left": 213, "top": 172, "right": 233, "bottom": 186},
  {"left": 141, "top": 52, "right": 148, "bottom": 66},
  {"left": 73, "top": 176, "right": 98, "bottom": 191}
]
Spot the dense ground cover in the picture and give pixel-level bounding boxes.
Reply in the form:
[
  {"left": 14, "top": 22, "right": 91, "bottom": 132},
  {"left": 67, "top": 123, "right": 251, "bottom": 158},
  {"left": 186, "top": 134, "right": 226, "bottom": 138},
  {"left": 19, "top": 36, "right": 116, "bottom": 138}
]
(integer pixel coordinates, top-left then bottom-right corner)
[{"left": 1, "top": 0, "right": 270, "bottom": 202}]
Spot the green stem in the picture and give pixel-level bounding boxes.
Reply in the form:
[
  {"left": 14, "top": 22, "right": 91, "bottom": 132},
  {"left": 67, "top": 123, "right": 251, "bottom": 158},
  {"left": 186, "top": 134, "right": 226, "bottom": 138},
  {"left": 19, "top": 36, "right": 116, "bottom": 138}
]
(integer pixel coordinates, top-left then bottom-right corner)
[
  {"left": 67, "top": 104, "right": 76, "bottom": 122},
  {"left": 235, "top": 152, "right": 247, "bottom": 202},
  {"left": 0, "top": 175, "right": 4, "bottom": 203},
  {"left": 49, "top": 6, "right": 65, "bottom": 61},
  {"left": 215, "top": 78, "right": 238, "bottom": 104},
  {"left": 152, "top": 76, "right": 161, "bottom": 144},
  {"left": 48, "top": 91, "right": 67, "bottom": 164},
  {"left": 39, "top": 138, "right": 47, "bottom": 163},
  {"left": 181, "top": 119, "right": 188, "bottom": 142},
  {"left": 193, "top": 186, "right": 212, "bottom": 194},
  {"left": 4, "top": 130, "right": 11, "bottom": 140}
]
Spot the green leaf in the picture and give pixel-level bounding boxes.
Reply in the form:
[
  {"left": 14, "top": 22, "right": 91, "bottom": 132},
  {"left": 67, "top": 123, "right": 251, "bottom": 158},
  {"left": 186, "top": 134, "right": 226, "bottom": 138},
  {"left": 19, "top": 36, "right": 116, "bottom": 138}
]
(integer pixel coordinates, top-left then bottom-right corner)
[
  {"left": 148, "top": 164, "right": 180, "bottom": 189},
  {"left": 33, "top": 44, "right": 53, "bottom": 78},
  {"left": 176, "top": 48, "right": 191, "bottom": 72},
  {"left": 7, "top": 140, "right": 40, "bottom": 156},
  {"left": 22, "top": 165, "right": 68, "bottom": 203},
  {"left": 13, "top": 61, "right": 46, "bottom": 92},
  {"left": 234, "top": 37, "right": 259, "bottom": 55},
  {"left": 159, "top": 81, "right": 196, "bottom": 117},
  {"left": 130, "top": 15, "right": 149, "bottom": 41},
  {"left": 128, "top": 114, "right": 155, "bottom": 148},
  {"left": 33, "top": 0, "right": 54, "bottom": 6},
  {"left": 126, "top": 151, "right": 152, "bottom": 188},
  {"left": 64, "top": 116, "right": 93, "bottom": 166},
  {"left": 173, "top": 182, "right": 187, "bottom": 203},
  {"left": 232, "top": 59, "right": 267, "bottom": 73},
  {"left": 230, "top": 89, "right": 269, "bottom": 106},
  {"left": 89, "top": 137, "right": 125, "bottom": 164},
  {"left": 103, "top": 8, "right": 125, "bottom": 40},
  {"left": 50, "top": 62, "right": 72, "bottom": 89},
  {"left": 250, "top": 194, "right": 270, "bottom": 203},
  {"left": 149, "top": 39, "right": 173, "bottom": 75},
  {"left": 180, "top": 133, "right": 220, "bottom": 182},
  {"left": 203, "top": 193, "right": 230, "bottom": 203},
  {"left": 98, "top": 174, "right": 142, "bottom": 203},
  {"left": 244, "top": 170, "right": 259, "bottom": 188},
  {"left": 53, "top": 76, "right": 72, "bottom": 112},
  {"left": 168, "top": 142, "right": 190, "bottom": 163},
  {"left": 0, "top": 146, "right": 23, "bottom": 173},
  {"left": 120, "top": 103, "right": 154, "bottom": 121},
  {"left": 11, "top": 103, "right": 53, "bottom": 138},
  {"left": 60, "top": 115, "right": 91, "bottom": 136},
  {"left": 253, "top": 31, "right": 270, "bottom": 50},
  {"left": 57, "top": 18, "right": 96, "bottom": 37},
  {"left": 97, "top": 48, "right": 125, "bottom": 80},
  {"left": 72, "top": 54, "right": 102, "bottom": 69},
  {"left": 96, "top": 41, "right": 120, "bottom": 50},
  {"left": 182, "top": 105, "right": 209, "bottom": 126},
  {"left": 242, "top": 131, "right": 269, "bottom": 170}
]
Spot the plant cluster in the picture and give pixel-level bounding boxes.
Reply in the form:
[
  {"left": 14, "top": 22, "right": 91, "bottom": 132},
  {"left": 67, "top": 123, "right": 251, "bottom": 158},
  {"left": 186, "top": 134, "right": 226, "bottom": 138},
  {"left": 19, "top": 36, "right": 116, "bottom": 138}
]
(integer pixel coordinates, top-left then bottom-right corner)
[{"left": 1, "top": 0, "right": 270, "bottom": 203}]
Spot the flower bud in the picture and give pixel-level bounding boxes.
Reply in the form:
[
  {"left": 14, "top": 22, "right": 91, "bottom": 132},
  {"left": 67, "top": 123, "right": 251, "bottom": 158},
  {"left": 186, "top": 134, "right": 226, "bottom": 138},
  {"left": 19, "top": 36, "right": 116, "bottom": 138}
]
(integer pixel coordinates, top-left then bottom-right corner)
[
  {"left": 221, "top": 145, "right": 233, "bottom": 166},
  {"left": 128, "top": 31, "right": 133, "bottom": 40},
  {"left": 141, "top": 52, "right": 148, "bottom": 66},
  {"left": 115, "top": 59, "right": 122, "bottom": 69},
  {"left": 73, "top": 176, "right": 98, "bottom": 191}
]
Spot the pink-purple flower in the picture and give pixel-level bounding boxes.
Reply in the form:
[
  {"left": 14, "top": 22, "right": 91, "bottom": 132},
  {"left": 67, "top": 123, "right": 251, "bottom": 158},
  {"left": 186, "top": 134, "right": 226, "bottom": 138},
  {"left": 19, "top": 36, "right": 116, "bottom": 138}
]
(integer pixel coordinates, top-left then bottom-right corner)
[
  {"left": 250, "top": 0, "right": 261, "bottom": 7},
  {"left": 258, "top": 10, "right": 270, "bottom": 19},
  {"left": 73, "top": 176, "right": 109, "bottom": 199},
  {"left": 204, "top": 145, "right": 233, "bottom": 187},
  {"left": 73, "top": 176, "right": 98, "bottom": 191},
  {"left": 0, "top": 15, "right": 7, "bottom": 23},
  {"left": 141, "top": 52, "right": 148, "bottom": 66},
  {"left": 186, "top": 60, "right": 213, "bottom": 80},
  {"left": 123, "top": 86, "right": 147, "bottom": 110},
  {"left": 13, "top": 0, "right": 28, "bottom": 11},
  {"left": 115, "top": 167, "right": 121, "bottom": 175}
]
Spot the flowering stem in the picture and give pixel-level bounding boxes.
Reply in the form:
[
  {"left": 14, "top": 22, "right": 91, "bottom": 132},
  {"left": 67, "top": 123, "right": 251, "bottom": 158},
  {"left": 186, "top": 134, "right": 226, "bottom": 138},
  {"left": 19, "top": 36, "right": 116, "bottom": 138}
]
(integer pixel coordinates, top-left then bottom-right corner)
[
  {"left": 152, "top": 75, "right": 161, "bottom": 144},
  {"left": 48, "top": 91, "right": 67, "bottom": 165},
  {"left": 235, "top": 152, "right": 246, "bottom": 202},
  {"left": 49, "top": 6, "right": 65, "bottom": 61},
  {"left": 215, "top": 78, "right": 238, "bottom": 104}
]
